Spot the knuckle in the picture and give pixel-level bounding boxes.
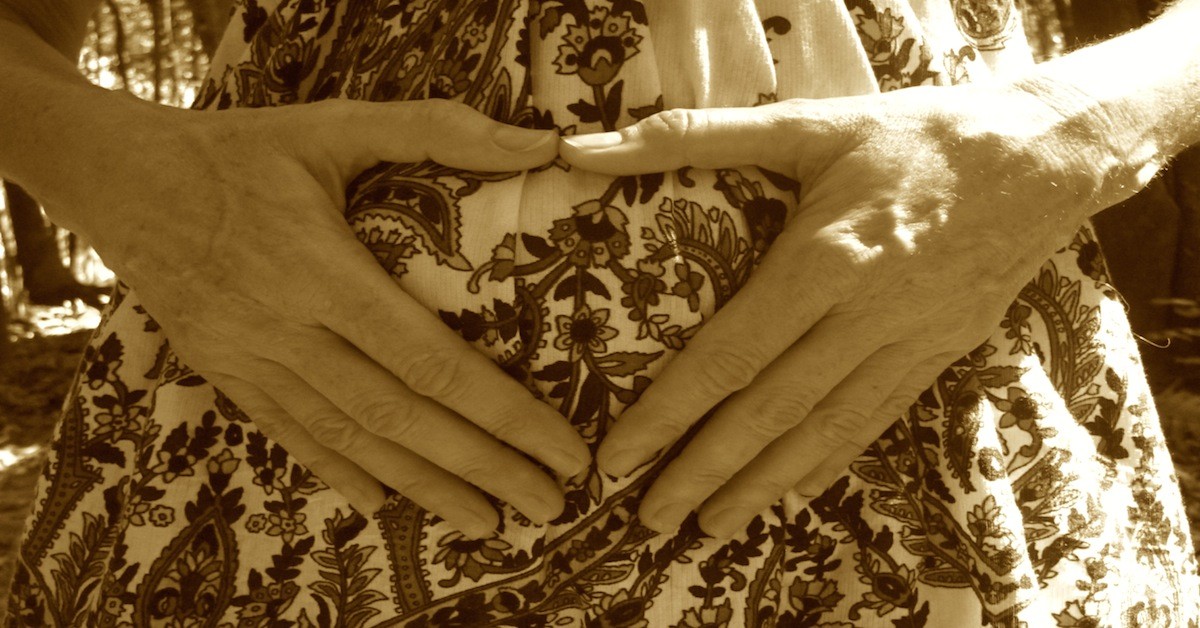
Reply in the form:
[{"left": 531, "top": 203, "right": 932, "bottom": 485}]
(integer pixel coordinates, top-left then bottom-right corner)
[
  {"left": 758, "top": 472, "right": 798, "bottom": 498},
  {"left": 399, "top": 347, "right": 466, "bottom": 400},
  {"left": 312, "top": 97, "right": 353, "bottom": 118},
  {"left": 647, "top": 108, "right": 700, "bottom": 137},
  {"left": 382, "top": 471, "right": 423, "bottom": 499},
  {"left": 633, "top": 410, "right": 693, "bottom": 448},
  {"left": 292, "top": 444, "right": 337, "bottom": 475},
  {"left": 689, "top": 464, "right": 733, "bottom": 488},
  {"left": 304, "top": 412, "right": 355, "bottom": 450},
  {"left": 812, "top": 408, "right": 872, "bottom": 445},
  {"left": 642, "top": 109, "right": 705, "bottom": 163},
  {"left": 350, "top": 395, "right": 415, "bottom": 435},
  {"left": 447, "top": 454, "right": 497, "bottom": 487},
  {"left": 693, "top": 346, "right": 762, "bottom": 393},
  {"left": 746, "top": 393, "right": 811, "bottom": 439},
  {"left": 414, "top": 99, "right": 472, "bottom": 128},
  {"left": 481, "top": 402, "right": 531, "bottom": 437}
]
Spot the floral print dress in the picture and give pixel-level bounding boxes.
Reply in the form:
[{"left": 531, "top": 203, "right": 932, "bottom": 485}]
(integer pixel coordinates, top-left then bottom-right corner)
[{"left": 7, "top": 0, "right": 1199, "bottom": 626}]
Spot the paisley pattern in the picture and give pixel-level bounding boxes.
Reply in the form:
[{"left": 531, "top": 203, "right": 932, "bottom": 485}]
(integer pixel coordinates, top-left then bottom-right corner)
[{"left": 7, "top": 1, "right": 1199, "bottom": 626}]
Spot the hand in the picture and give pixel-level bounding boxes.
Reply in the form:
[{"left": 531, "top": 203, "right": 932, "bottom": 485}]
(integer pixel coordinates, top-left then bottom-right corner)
[
  {"left": 51, "top": 98, "right": 591, "bottom": 539},
  {"left": 560, "top": 79, "right": 1124, "bottom": 538}
]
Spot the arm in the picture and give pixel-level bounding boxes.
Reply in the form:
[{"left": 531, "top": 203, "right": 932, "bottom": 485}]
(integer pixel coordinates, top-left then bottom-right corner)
[
  {"left": 0, "top": 0, "right": 590, "bottom": 539},
  {"left": 1009, "top": 0, "right": 1200, "bottom": 214},
  {"left": 0, "top": 0, "right": 156, "bottom": 232},
  {"left": 560, "top": 0, "right": 1200, "bottom": 537}
]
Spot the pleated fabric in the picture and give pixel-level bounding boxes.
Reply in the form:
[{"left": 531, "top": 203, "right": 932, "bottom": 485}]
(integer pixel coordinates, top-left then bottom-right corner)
[{"left": 7, "top": 1, "right": 1198, "bottom": 626}]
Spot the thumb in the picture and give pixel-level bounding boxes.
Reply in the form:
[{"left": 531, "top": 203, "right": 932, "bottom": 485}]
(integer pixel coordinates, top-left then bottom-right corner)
[
  {"left": 293, "top": 98, "right": 559, "bottom": 181},
  {"left": 559, "top": 101, "right": 848, "bottom": 178}
]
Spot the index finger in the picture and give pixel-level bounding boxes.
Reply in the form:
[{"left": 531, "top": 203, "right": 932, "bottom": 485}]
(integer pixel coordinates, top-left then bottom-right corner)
[
  {"left": 596, "top": 228, "right": 846, "bottom": 477},
  {"left": 558, "top": 101, "right": 857, "bottom": 178}
]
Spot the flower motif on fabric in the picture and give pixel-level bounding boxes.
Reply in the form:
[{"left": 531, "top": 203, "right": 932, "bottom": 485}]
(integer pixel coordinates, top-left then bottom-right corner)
[
  {"left": 670, "top": 262, "right": 706, "bottom": 312},
  {"left": 245, "top": 513, "right": 268, "bottom": 534},
  {"left": 853, "top": 6, "right": 906, "bottom": 66},
  {"left": 854, "top": 562, "right": 918, "bottom": 617},
  {"left": 432, "top": 530, "right": 514, "bottom": 585},
  {"left": 554, "top": 5, "right": 643, "bottom": 86},
  {"left": 93, "top": 406, "right": 139, "bottom": 440},
  {"left": 674, "top": 598, "right": 734, "bottom": 628},
  {"left": 265, "top": 511, "right": 309, "bottom": 544},
  {"left": 148, "top": 505, "right": 176, "bottom": 528},
  {"left": 461, "top": 20, "right": 489, "bottom": 47},
  {"left": 844, "top": 0, "right": 941, "bottom": 91},
  {"left": 206, "top": 447, "right": 240, "bottom": 476},
  {"left": 149, "top": 447, "right": 198, "bottom": 484},
  {"left": 966, "top": 495, "right": 1008, "bottom": 543},
  {"left": 714, "top": 170, "right": 789, "bottom": 252},
  {"left": 156, "top": 543, "right": 225, "bottom": 620},
  {"left": 594, "top": 587, "right": 650, "bottom": 628},
  {"left": 787, "top": 580, "right": 844, "bottom": 617},
  {"left": 551, "top": 200, "right": 632, "bottom": 268},
  {"left": 555, "top": 305, "right": 619, "bottom": 361}
]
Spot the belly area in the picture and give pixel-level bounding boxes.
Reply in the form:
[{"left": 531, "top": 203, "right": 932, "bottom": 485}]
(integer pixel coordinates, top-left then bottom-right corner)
[{"left": 343, "top": 161, "right": 801, "bottom": 428}]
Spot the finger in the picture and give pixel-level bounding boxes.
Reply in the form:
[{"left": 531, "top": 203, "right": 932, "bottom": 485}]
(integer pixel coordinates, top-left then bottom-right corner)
[
  {"left": 596, "top": 251, "right": 852, "bottom": 478},
  {"left": 266, "top": 332, "right": 569, "bottom": 525},
  {"left": 789, "top": 352, "right": 960, "bottom": 500},
  {"left": 695, "top": 350, "right": 959, "bottom": 539},
  {"left": 559, "top": 101, "right": 853, "bottom": 177},
  {"left": 635, "top": 330, "right": 897, "bottom": 533},
  {"left": 299, "top": 99, "right": 559, "bottom": 180},
  {"left": 244, "top": 361, "right": 518, "bottom": 538},
  {"left": 205, "top": 373, "right": 388, "bottom": 517},
  {"left": 313, "top": 277, "right": 592, "bottom": 478}
]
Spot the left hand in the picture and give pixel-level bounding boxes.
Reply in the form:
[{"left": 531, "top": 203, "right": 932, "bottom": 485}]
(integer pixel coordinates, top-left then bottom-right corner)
[{"left": 559, "top": 79, "right": 1126, "bottom": 538}]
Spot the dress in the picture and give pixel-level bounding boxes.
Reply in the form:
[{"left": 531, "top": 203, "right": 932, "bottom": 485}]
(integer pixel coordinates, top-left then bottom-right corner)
[{"left": 6, "top": 0, "right": 1199, "bottom": 626}]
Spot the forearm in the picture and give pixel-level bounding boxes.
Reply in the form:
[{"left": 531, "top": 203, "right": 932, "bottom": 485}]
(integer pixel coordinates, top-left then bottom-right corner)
[
  {"left": 1010, "top": 0, "right": 1200, "bottom": 212},
  {"left": 0, "top": 5, "right": 169, "bottom": 231}
]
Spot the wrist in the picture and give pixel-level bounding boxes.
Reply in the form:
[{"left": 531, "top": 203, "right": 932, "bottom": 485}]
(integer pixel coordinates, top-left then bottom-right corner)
[
  {"left": 1004, "top": 0, "right": 1200, "bottom": 214},
  {"left": 1003, "top": 73, "right": 1154, "bottom": 215},
  {"left": 7, "top": 88, "right": 182, "bottom": 234}
]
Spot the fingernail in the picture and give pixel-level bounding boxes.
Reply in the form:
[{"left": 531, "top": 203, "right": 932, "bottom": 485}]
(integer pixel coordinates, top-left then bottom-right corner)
[
  {"left": 793, "top": 478, "right": 826, "bottom": 500},
  {"left": 493, "top": 127, "right": 556, "bottom": 152},
  {"left": 448, "top": 506, "right": 496, "bottom": 539},
  {"left": 642, "top": 502, "right": 691, "bottom": 533},
  {"left": 562, "top": 132, "right": 623, "bottom": 150},
  {"left": 342, "top": 484, "right": 385, "bottom": 516},
  {"left": 353, "top": 495, "right": 387, "bottom": 518},
  {"left": 551, "top": 447, "right": 591, "bottom": 478},
  {"left": 704, "top": 507, "right": 751, "bottom": 539},
  {"left": 601, "top": 449, "right": 645, "bottom": 477},
  {"left": 525, "top": 490, "right": 564, "bottom": 525}
]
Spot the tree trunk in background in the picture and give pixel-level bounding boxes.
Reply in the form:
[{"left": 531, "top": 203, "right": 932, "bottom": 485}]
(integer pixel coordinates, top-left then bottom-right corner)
[
  {"left": 4, "top": 184, "right": 67, "bottom": 301},
  {"left": 0, "top": 286, "right": 7, "bottom": 361},
  {"left": 184, "top": 0, "right": 233, "bottom": 56},
  {"left": 1170, "top": 148, "right": 1200, "bottom": 301},
  {"left": 3, "top": 183, "right": 106, "bottom": 308},
  {"left": 1059, "top": 0, "right": 1142, "bottom": 47}
]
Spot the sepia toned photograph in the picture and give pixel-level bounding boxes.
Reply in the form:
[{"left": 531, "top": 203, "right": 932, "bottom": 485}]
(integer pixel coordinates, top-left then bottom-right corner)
[{"left": 1, "top": 0, "right": 1198, "bottom": 625}]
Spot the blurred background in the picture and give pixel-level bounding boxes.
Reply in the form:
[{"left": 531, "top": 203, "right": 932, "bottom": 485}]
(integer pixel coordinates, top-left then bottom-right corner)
[{"left": 0, "top": 0, "right": 1197, "bottom": 608}]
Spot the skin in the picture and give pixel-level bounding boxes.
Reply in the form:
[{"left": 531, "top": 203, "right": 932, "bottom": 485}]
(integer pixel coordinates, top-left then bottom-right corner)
[
  {"left": 1, "top": 0, "right": 1197, "bottom": 544},
  {"left": 0, "top": 0, "right": 592, "bottom": 540},
  {"left": 562, "top": 0, "right": 1200, "bottom": 538}
]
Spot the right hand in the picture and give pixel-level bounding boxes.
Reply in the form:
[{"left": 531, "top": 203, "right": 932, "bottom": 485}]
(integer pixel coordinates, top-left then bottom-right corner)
[{"left": 47, "top": 97, "right": 591, "bottom": 539}]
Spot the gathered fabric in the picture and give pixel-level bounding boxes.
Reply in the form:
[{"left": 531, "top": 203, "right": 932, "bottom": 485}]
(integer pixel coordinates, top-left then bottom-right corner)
[{"left": 6, "top": 0, "right": 1198, "bottom": 626}]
